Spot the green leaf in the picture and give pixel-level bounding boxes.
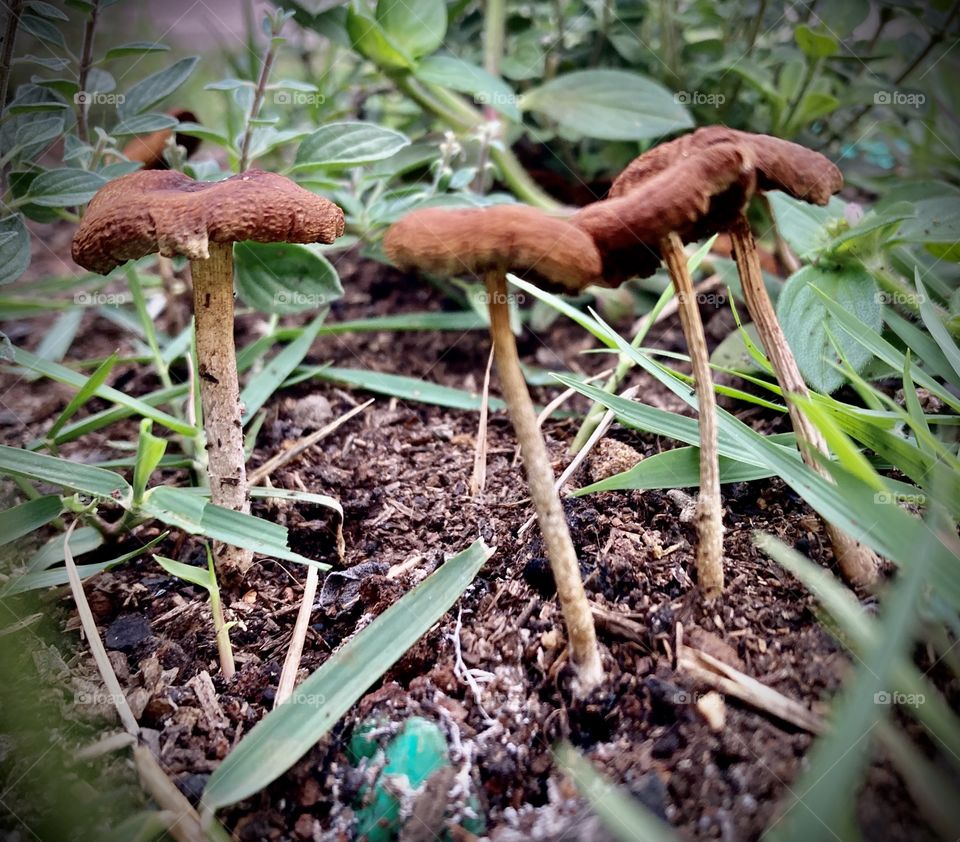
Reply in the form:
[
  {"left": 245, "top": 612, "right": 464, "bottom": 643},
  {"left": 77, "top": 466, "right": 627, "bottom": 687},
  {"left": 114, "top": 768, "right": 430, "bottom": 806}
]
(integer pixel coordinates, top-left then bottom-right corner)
[
  {"left": 574, "top": 437, "right": 792, "bottom": 496},
  {"left": 111, "top": 112, "right": 178, "bottom": 137},
  {"left": 553, "top": 742, "right": 680, "bottom": 842},
  {"left": 26, "top": 526, "right": 103, "bottom": 572},
  {"left": 897, "top": 197, "right": 960, "bottom": 261},
  {"left": 132, "top": 420, "right": 167, "bottom": 504},
  {"left": 23, "top": 168, "right": 107, "bottom": 206},
  {"left": 376, "top": 0, "right": 446, "bottom": 59},
  {"left": 415, "top": 56, "right": 520, "bottom": 121},
  {"left": 118, "top": 56, "right": 199, "bottom": 118},
  {"left": 778, "top": 263, "right": 882, "bottom": 393},
  {"left": 345, "top": 7, "right": 414, "bottom": 70},
  {"left": 241, "top": 314, "right": 326, "bottom": 423},
  {"left": 155, "top": 554, "right": 215, "bottom": 591},
  {"left": 139, "top": 486, "right": 328, "bottom": 569},
  {"left": 19, "top": 13, "right": 65, "bottom": 48},
  {"left": 304, "top": 366, "right": 505, "bottom": 411},
  {"left": 767, "top": 191, "right": 845, "bottom": 259},
  {"left": 914, "top": 273, "right": 960, "bottom": 381},
  {"left": 202, "top": 537, "right": 493, "bottom": 809},
  {"left": 26, "top": 1, "right": 69, "bottom": 21},
  {"left": 795, "top": 24, "right": 839, "bottom": 59},
  {"left": 234, "top": 241, "right": 343, "bottom": 315},
  {"left": 0, "top": 445, "right": 132, "bottom": 502},
  {"left": 0, "top": 495, "right": 63, "bottom": 547},
  {"left": 293, "top": 121, "right": 410, "bottom": 171},
  {"left": 0, "top": 215, "right": 31, "bottom": 285},
  {"left": 104, "top": 41, "right": 171, "bottom": 60},
  {"left": 6, "top": 533, "right": 166, "bottom": 595},
  {"left": 520, "top": 70, "right": 693, "bottom": 141}
]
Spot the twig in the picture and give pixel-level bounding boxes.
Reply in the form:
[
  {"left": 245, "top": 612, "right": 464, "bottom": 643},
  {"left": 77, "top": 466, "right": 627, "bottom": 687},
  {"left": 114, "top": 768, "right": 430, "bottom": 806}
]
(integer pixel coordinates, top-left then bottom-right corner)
[
  {"left": 248, "top": 398, "right": 373, "bottom": 486},
  {"left": 75, "top": 0, "right": 101, "bottom": 144},
  {"left": 471, "top": 347, "right": 494, "bottom": 497},
  {"left": 238, "top": 15, "right": 284, "bottom": 171},
  {"left": 0, "top": 0, "right": 24, "bottom": 198},
  {"left": 274, "top": 563, "right": 319, "bottom": 708}
]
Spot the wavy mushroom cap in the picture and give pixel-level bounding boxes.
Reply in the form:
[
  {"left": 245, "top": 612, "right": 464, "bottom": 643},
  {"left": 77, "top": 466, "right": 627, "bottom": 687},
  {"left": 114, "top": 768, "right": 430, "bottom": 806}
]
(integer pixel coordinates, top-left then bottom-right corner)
[
  {"left": 72, "top": 169, "right": 345, "bottom": 274},
  {"left": 121, "top": 109, "right": 201, "bottom": 170},
  {"left": 572, "top": 142, "right": 756, "bottom": 283},
  {"left": 383, "top": 204, "right": 606, "bottom": 293},
  {"left": 611, "top": 126, "right": 842, "bottom": 206}
]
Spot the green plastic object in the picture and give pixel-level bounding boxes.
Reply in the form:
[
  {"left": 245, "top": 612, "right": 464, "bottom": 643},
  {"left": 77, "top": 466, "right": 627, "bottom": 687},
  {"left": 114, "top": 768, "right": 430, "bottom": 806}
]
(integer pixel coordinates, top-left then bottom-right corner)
[{"left": 352, "top": 716, "right": 484, "bottom": 841}]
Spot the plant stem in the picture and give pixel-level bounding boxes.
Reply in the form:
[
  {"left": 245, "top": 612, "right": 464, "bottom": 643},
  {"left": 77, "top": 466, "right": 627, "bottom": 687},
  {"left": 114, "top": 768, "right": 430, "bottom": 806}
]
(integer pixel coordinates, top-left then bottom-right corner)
[
  {"left": 729, "top": 216, "right": 878, "bottom": 586},
  {"left": 208, "top": 575, "right": 235, "bottom": 680},
  {"left": 238, "top": 19, "right": 283, "bottom": 172},
  {"left": 723, "top": 0, "right": 767, "bottom": 117},
  {"left": 780, "top": 56, "right": 821, "bottom": 136},
  {"left": 486, "top": 271, "right": 603, "bottom": 695},
  {"left": 190, "top": 242, "right": 252, "bottom": 577},
  {"left": 0, "top": 0, "right": 24, "bottom": 199},
  {"left": 661, "top": 233, "right": 724, "bottom": 599},
  {"left": 75, "top": 0, "right": 101, "bottom": 144},
  {"left": 483, "top": 0, "right": 505, "bottom": 77},
  {"left": 395, "top": 75, "right": 562, "bottom": 210}
]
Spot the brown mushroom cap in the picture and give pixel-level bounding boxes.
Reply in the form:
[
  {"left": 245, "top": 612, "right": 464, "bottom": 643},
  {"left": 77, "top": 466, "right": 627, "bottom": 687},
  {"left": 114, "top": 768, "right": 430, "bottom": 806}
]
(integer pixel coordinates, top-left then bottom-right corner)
[
  {"left": 572, "top": 142, "right": 756, "bottom": 283},
  {"left": 383, "top": 204, "right": 605, "bottom": 293},
  {"left": 121, "top": 109, "right": 202, "bottom": 170},
  {"left": 72, "top": 169, "right": 345, "bottom": 274},
  {"left": 610, "top": 126, "right": 842, "bottom": 206}
]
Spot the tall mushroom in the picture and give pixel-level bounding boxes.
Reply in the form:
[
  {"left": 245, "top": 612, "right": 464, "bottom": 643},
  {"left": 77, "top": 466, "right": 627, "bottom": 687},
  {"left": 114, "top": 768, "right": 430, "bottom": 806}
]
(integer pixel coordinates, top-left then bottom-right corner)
[
  {"left": 72, "top": 169, "right": 344, "bottom": 576},
  {"left": 384, "top": 204, "right": 607, "bottom": 695},
  {"left": 571, "top": 142, "right": 758, "bottom": 600},
  {"left": 608, "top": 127, "right": 879, "bottom": 587}
]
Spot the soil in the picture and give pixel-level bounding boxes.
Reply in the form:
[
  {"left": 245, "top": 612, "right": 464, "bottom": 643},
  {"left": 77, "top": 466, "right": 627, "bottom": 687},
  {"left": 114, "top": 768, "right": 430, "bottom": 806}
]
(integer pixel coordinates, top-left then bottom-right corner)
[{"left": 0, "top": 227, "right": 943, "bottom": 842}]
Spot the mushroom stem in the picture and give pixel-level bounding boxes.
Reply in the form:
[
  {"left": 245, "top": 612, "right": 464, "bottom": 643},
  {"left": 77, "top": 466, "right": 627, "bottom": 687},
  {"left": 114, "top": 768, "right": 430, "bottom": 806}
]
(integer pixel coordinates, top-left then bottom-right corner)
[
  {"left": 485, "top": 271, "right": 603, "bottom": 695},
  {"left": 728, "top": 216, "right": 879, "bottom": 587},
  {"left": 190, "top": 242, "right": 253, "bottom": 577},
  {"left": 660, "top": 233, "right": 725, "bottom": 600}
]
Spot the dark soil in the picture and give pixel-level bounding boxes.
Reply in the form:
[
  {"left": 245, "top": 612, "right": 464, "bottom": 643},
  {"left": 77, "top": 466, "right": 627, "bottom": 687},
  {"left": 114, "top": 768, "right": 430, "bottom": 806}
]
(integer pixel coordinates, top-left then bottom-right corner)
[{"left": 0, "top": 228, "right": 938, "bottom": 842}]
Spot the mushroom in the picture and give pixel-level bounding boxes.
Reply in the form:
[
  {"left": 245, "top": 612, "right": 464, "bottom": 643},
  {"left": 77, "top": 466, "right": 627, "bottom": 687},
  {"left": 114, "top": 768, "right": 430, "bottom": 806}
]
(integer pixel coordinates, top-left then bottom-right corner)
[
  {"left": 72, "top": 169, "right": 344, "bottom": 575},
  {"left": 384, "top": 203, "right": 606, "bottom": 695},
  {"left": 579, "top": 126, "right": 879, "bottom": 588},
  {"left": 653, "top": 127, "right": 880, "bottom": 586},
  {"left": 121, "top": 108, "right": 201, "bottom": 170},
  {"left": 572, "top": 142, "right": 758, "bottom": 600}
]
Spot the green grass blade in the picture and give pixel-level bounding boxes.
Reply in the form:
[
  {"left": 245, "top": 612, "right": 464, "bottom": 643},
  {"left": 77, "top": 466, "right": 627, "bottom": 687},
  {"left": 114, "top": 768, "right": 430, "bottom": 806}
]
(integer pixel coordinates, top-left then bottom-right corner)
[
  {"left": 9, "top": 346, "right": 196, "bottom": 436},
  {"left": 303, "top": 367, "right": 505, "bottom": 411},
  {"left": 155, "top": 554, "right": 214, "bottom": 591},
  {"left": 553, "top": 742, "right": 680, "bottom": 842},
  {"left": 132, "top": 420, "right": 168, "bottom": 505},
  {"left": 241, "top": 314, "right": 326, "bottom": 424},
  {"left": 0, "top": 495, "right": 63, "bottom": 546},
  {"left": 45, "top": 352, "right": 119, "bottom": 442},
  {"left": 0, "top": 445, "right": 133, "bottom": 503},
  {"left": 914, "top": 272, "right": 960, "bottom": 381},
  {"left": 202, "top": 537, "right": 494, "bottom": 810},
  {"left": 884, "top": 307, "right": 958, "bottom": 387},
  {"left": 25, "top": 525, "right": 104, "bottom": 573}
]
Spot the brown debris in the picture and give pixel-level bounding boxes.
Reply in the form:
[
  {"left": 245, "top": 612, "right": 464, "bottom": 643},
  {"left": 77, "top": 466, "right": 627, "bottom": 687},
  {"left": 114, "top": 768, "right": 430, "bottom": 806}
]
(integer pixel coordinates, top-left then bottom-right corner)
[{"left": 72, "top": 169, "right": 345, "bottom": 274}]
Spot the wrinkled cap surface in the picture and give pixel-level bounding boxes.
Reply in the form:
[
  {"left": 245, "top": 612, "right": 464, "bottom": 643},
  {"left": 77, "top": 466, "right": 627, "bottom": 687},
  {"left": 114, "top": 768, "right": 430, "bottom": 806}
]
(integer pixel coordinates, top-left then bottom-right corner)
[
  {"left": 610, "top": 126, "right": 842, "bottom": 205},
  {"left": 72, "top": 169, "right": 345, "bottom": 274},
  {"left": 573, "top": 142, "right": 757, "bottom": 283},
  {"left": 383, "top": 204, "right": 606, "bottom": 293}
]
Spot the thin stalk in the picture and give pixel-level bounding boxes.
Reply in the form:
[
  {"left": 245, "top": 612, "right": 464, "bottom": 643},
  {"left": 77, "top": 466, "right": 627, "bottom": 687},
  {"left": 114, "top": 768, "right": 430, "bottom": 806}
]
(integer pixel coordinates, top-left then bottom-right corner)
[
  {"left": 723, "top": 0, "right": 767, "bottom": 115},
  {"left": 190, "top": 243, "right": 252, "bottom": 577},
  {"left": 486, "top": 271, "right": 603, "bottom": 694},
  {"left": 0, "top": 0, "right": 24, "bottom": 198},
  {"left": 238, "top": 18, "right": 283, "bottom": 172},
  {"left": 729, "top": 215, "right": 878, "bottom": 586},
  {"left": 661, "top": 233, "right": 724, "bottom": 599},
  {"left": 75, "top": 0, "right": 101, "bottom": 144},
  {"left": 483, "top": 0, "right": 506, "bottom": 78},
  {"left": 780, "top": 56, "right": 821, "bottom": 136},
  {"left": 208, "top": 570, "right": 235, "bottom": 680},
  {"left": 125, "top": 266, "right": 174, "bottom": 391}
]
